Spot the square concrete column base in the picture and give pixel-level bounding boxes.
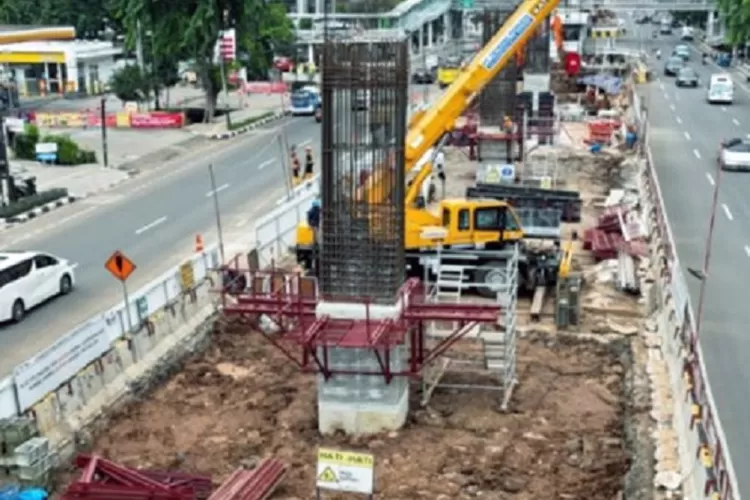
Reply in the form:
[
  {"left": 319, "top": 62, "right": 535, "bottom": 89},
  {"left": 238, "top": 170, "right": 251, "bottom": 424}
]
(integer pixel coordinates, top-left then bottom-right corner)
[{"left": 318, "top": 383, "right": 409, "bottom": 435}]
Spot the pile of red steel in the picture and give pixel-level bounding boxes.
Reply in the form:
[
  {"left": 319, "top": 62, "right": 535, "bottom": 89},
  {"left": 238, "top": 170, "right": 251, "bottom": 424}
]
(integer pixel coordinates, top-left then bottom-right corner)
[
  {"left": 208, "top": 459, "right": 288, "bottom": 500},
  {"left": 61, "top": 454, "right": 286, "bottom": 500},
  {"left": 585, "top": 118, "right": 621, "bottom": 145},
  {"left": 583, "top": 205, "right": 648, "bottom": 260}
]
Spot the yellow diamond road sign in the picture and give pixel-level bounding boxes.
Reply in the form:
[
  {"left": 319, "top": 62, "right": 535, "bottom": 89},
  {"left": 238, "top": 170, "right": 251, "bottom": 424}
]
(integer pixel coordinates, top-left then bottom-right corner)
[{"left": 316, "top": 447, "right": 374, "bottom": 494}]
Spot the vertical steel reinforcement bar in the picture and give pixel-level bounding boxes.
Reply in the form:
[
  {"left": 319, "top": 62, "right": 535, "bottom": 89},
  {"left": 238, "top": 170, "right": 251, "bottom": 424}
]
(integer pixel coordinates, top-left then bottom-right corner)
[{"left": 320, "top": 39, "right": 409, "bottom": 303}]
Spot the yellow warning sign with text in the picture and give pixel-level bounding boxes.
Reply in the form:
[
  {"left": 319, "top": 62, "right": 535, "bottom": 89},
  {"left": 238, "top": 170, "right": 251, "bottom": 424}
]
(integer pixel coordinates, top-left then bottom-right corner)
[{"left": 316, "top": 447, "right": 374, "bottom": 494}]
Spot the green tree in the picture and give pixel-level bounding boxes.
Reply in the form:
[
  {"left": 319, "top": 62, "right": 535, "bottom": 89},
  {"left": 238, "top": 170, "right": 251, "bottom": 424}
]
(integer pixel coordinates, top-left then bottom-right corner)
[
  {"left": 112, "top": 0, "right": 294, "bottom": 121},
  {"left": 716, "top": 0, "right": 750, "bottom": 45},
  {"left": 109, "top": 65, "right": 151, "bottom": 102}
]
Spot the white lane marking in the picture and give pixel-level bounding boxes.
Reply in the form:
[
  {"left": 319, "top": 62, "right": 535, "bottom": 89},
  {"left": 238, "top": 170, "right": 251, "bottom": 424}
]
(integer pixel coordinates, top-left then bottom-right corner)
[
  {"left": 298, "top": 139, "right": 312, "bottom": 147},
  {"left": 205, "top": 183, "right": 229, "bottom": 197},
  {"left": 684, "top": 131, "right": 691, "bottom": 141},
  {"left": 676, "top": 116, "right": 683, "bottom": 124},
  {"left": 733, "top": 118, "right": 740, "bottom": 126},
  {"left": 659, "top": 82, "right": 665, "bottom": 90},
  {"left": 664, "top": 93, "right": 670, "bottom": 100},
  {"left": 745, "top": 245, "right": 750, "bottom": 258},
  {"left": 722, "top": 204, "right": 734, "bottom": 221},
  {"left": 670, "top": 103, "right": 676, "bottom": 111},
  {"left": 4, "top": 206, "right": 99, "bottom": 246},
  {"left": 258, "top": 159, "right": 275, "bottom": 170},
  {"left": 135, "top": 216, "right": 167, "bottom": 235},
  {"left": 693, "top": 149, "right": 702, "bottom": 159},
  {"left": 706, "top": 173, "right": 715, "bottom": 186},
  {"left": 722, "top": 106, "right": 728, "bottom": 112},
  {"left": 234, "top": 218, "right": 248, "bottom": 228}
]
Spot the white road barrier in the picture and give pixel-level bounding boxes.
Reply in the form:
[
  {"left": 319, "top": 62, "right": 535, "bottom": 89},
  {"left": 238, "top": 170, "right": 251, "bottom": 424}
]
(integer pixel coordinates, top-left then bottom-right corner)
[
  {"left": 0, "top": 246, "right": 220, "bottom": 435},
  {"left": 636, "top": 80, "right": 741, "bottom": 498}
]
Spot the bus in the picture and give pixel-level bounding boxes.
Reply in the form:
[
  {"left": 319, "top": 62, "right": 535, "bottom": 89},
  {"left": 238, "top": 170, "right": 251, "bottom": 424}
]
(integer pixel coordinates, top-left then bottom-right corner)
[
  {"left": 290, "top": 85, "right": 321, "bottom": 116},
  {"left": 707, "top": 74, "right": 734, "bottom": 104}
]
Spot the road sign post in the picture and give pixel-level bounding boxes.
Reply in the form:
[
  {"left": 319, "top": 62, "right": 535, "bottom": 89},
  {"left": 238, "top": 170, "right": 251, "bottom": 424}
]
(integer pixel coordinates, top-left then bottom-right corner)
[
  {"left": 315, "top": 448, "right": 374, "bottom": 498},
  {"left": 105, "top": 250, "right": 137, "bottom": 332}
]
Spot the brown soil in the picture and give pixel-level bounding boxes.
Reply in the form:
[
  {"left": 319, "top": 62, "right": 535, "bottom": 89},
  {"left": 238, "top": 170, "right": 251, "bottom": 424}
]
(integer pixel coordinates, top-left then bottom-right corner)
[{"left": 68, "top": 324, "right": 630, "bottom": 500}]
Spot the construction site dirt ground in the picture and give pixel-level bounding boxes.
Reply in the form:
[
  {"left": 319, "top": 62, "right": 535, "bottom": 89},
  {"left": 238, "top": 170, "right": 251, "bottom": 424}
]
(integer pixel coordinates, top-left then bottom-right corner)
[{"left": 53, "top": 326, "right": 633, "bottom": 500}]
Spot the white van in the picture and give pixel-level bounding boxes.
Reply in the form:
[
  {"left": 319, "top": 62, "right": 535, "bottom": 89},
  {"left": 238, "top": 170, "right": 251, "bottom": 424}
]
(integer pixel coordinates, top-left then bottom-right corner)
[
  {"left": 681, "top": 26, "right": 694, "bottom": 40},
  {"left": 0, "top": 251, "right": 76, "bottom": 323},
  {"left": 707, "top": 74, "right": 734, "bottom": 104}
]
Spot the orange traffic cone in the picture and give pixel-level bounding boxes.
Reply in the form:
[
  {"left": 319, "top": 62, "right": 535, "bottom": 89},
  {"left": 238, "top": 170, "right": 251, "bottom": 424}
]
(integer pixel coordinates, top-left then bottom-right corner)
[{"left": 195, "top": 234, "right": 204, "bottom": 253}]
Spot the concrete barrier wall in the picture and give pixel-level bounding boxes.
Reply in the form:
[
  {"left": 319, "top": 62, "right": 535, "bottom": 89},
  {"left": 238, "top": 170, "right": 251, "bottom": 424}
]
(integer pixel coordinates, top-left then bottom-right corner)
[
  {"left": 0, "top": 246, "right": 220, "bottom": 443},
  {"left": 639, "top": 101, "right": 741, "bottom": 498}
]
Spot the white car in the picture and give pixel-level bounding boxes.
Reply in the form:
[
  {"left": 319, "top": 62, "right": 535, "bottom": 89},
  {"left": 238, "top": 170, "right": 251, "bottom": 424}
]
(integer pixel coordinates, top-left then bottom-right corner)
[
  {"left": 719, "top": 138, "right": 750, "bottom": 171},
  {"left": 0, "top": 251, "right": 76, "bottom": 323}
]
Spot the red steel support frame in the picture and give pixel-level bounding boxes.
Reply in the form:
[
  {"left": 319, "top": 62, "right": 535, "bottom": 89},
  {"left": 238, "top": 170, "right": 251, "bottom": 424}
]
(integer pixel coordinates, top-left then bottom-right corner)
[{"left": 217, "top": 262, "right": 502, "bottom": 382}]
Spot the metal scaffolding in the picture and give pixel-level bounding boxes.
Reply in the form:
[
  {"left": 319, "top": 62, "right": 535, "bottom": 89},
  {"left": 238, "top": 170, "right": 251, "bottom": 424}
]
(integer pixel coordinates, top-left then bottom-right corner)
[
  {"left": 319, "top": 40, "right": 409, "bottom": 302},
  {"left": 420, "top": 245, "right": 519, "bottom": 410}
]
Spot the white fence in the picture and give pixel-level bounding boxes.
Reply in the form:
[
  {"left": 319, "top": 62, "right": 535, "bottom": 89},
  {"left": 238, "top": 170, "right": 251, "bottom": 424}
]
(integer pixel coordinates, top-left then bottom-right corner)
[
  {"left": 255, "top": 175, "right": 320, "bottom": 268},
  {"left": 0, "top": 246, "right": 220, "bottom": 420},
  {"left": 637, "top": 85, "right": 741, "bottom": 498}
]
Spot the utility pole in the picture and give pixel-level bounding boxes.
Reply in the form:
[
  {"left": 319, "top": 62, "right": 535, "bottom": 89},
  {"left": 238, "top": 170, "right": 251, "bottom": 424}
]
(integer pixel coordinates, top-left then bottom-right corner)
[
  {"left": 208, "top": 164, "right": 226, "bottom": 264},
  {"left": 100, "top": 97, "right": 109, "bottom": 167}
]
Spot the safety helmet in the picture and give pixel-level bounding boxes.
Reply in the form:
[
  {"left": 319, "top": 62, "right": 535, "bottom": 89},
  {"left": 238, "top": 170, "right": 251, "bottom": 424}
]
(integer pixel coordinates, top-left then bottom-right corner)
[
  {"left": 306, "top": 146, "right": 312, "bottom": 152},
  {"left": 312, "top": 199, "right": 321, "bottom": 209}
]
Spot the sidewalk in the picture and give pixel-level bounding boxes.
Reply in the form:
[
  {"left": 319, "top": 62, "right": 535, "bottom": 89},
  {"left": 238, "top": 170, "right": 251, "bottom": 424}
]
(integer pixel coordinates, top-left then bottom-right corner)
[{"left": 11, "top": 160, "right": 131, "bottom": 198}]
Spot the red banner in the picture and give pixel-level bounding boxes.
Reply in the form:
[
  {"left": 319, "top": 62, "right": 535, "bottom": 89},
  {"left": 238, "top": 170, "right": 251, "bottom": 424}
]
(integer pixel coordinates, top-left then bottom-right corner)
[
  {"left": 242, "top": 81, "right": 288, "bottom": 94},
  {"left": 130, "top": 111, "right": 185, "bottom": 129},
  {"left": 86, "top": 112, "right": 118, "bottom": 128}
]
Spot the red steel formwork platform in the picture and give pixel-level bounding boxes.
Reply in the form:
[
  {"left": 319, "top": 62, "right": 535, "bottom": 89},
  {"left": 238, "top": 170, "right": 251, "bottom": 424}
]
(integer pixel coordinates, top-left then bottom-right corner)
[{"left": 218, "top": 258, "right": 502, "bottom": 382}]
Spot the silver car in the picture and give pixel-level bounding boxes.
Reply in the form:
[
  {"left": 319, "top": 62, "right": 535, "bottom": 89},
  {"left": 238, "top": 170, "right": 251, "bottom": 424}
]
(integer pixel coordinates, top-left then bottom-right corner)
[
  {"left": 719, "top": 138, "right": 750, "bottom": 171},
  {"left": 676, "top": 67, "right": 699, "bottom": 87}
]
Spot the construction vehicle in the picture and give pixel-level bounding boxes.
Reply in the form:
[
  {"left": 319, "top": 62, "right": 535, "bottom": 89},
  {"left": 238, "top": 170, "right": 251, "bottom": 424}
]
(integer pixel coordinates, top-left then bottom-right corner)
[
  {"left": 437, "top": 55, "right": 463, "bottom": 89},
  {"left": 295, "top": 0, "right": 564, "bottom": 296}
]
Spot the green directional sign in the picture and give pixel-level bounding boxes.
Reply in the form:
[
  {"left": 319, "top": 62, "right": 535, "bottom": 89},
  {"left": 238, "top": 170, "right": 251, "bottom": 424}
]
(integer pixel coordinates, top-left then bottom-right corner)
[{"left": 463, "top": 0, "right": 474, "bottom": 8}]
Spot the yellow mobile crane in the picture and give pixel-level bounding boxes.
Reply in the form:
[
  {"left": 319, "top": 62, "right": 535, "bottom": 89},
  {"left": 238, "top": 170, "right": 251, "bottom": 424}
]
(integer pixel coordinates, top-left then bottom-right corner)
[{"left": 296, "top": 0, "right": 562, "bottom": 294}]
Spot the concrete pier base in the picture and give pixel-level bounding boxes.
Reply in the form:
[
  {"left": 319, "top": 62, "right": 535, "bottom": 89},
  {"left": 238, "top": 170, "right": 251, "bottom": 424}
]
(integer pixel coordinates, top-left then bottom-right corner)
[{"left": 316, "top": 301, "right": 410, "bottom": 435}]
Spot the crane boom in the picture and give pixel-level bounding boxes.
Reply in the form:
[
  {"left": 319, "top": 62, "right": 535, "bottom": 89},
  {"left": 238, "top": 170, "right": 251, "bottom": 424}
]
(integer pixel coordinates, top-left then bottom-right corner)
[
  {"left": 406, "top": 0, "right": 559, "bottom": 165},
  {"left": 362, "top": 0, "right": 560, "bottom": 205}
]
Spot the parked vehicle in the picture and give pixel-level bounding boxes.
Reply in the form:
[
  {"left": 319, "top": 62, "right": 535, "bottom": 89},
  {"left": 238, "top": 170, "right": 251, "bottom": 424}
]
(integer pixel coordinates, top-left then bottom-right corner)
[{"left": 0, "top": 251, "right": 76, "bottom": 323}]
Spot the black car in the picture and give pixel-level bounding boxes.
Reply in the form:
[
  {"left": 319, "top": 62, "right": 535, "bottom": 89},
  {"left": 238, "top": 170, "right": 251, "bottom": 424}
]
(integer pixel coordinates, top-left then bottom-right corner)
[
  {"left": 412, "top": 68, "right": 435, "bottom": 84},
  {"left": 664, "top": 56, "right": 684, "bottom": 76}
]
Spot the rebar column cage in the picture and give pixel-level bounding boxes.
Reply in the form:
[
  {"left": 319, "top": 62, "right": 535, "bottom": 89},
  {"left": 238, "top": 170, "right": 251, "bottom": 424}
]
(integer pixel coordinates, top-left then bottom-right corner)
[
  {"left": 319, "top": 40, "right": 409, "bottom": 303},
  {"left": 479, "top": 9, "right": 518, "bottom": 125},
  {"left": 420, "top": 245, "right": 519, "bottom": 410}
]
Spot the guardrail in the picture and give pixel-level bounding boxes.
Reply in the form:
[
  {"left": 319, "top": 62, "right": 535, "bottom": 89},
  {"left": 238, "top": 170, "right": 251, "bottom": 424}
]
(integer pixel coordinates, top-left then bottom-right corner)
[
  {"left": 0, "top": 246, "right": 220, "bottom": 439},
  {"left": 634, "top": 84, "right": 741, "bottom": 498}
]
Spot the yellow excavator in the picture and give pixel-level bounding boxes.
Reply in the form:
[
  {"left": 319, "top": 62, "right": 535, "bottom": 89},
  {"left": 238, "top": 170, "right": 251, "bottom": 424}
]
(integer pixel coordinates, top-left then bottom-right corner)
[{"left": 295, "top": 0, "right": 563, "bottom": 295}]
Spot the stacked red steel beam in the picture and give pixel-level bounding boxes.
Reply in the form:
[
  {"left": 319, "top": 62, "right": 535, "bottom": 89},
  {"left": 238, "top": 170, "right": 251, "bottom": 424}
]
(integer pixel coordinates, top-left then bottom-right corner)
[
  {"left": 207, "top": 458, "right": 288, "bottom": 500},
  {"left": 583, "top": 206, "right": 648, "bottom": 260},
  {"left": 62, "top": 454, "right": 212, "bottom": 500}
]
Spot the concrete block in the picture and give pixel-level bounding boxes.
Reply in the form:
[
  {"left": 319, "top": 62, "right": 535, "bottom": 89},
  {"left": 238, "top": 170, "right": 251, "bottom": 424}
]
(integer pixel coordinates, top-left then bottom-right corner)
[
  {"left": 114, "top": 339, "right": 135, "bottom": 370},
  {"left": 56, "top": 378, "right": 84, "bottom": 416},
  {"left": 149, "top": 309, "right": 173, "bottom": 341},
  {"left": 31, "top": 394, "right": 59, "bottom": 437},
  {"left": 319, "top": 383, "right": 409, "bottom": 435},
  {"left": 75, "top": 364, "right": 104, "bottom": 405},
  {"left": 130, "top": 327, "right": 155, "bottom": 363},
  {"left": 100, "top": 347, "right": 126, "bottom": 385}
]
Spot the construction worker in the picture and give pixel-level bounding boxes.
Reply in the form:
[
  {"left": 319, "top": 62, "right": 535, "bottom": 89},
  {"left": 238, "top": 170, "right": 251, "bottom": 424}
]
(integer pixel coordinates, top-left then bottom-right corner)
[
  {"left": 307, "top": 198, "right": 321, "bottom": 229},
  {"left": 290, "top": 146, "right": 301, "bottom": 184},
  {"left": 502, "top": 115, "right": 515, "bottom": 135},
  {"left": 304, "top": 146, "right": 314, "bottom": 179}
]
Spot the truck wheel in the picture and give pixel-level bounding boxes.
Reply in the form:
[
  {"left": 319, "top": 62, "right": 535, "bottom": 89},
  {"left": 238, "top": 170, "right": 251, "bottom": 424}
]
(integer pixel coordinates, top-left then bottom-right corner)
[{"left": 475, "top": 261, "right": 509, "bottom": 299}]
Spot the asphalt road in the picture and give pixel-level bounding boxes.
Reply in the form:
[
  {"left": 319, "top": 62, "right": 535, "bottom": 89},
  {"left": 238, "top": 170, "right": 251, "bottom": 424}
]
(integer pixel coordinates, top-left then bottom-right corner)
[
  {"left": 637, "top": 25, "right": 750, "bottom": 494},
  {"left": 0, "top": 115, "right": 322, "bottom": 376}
]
